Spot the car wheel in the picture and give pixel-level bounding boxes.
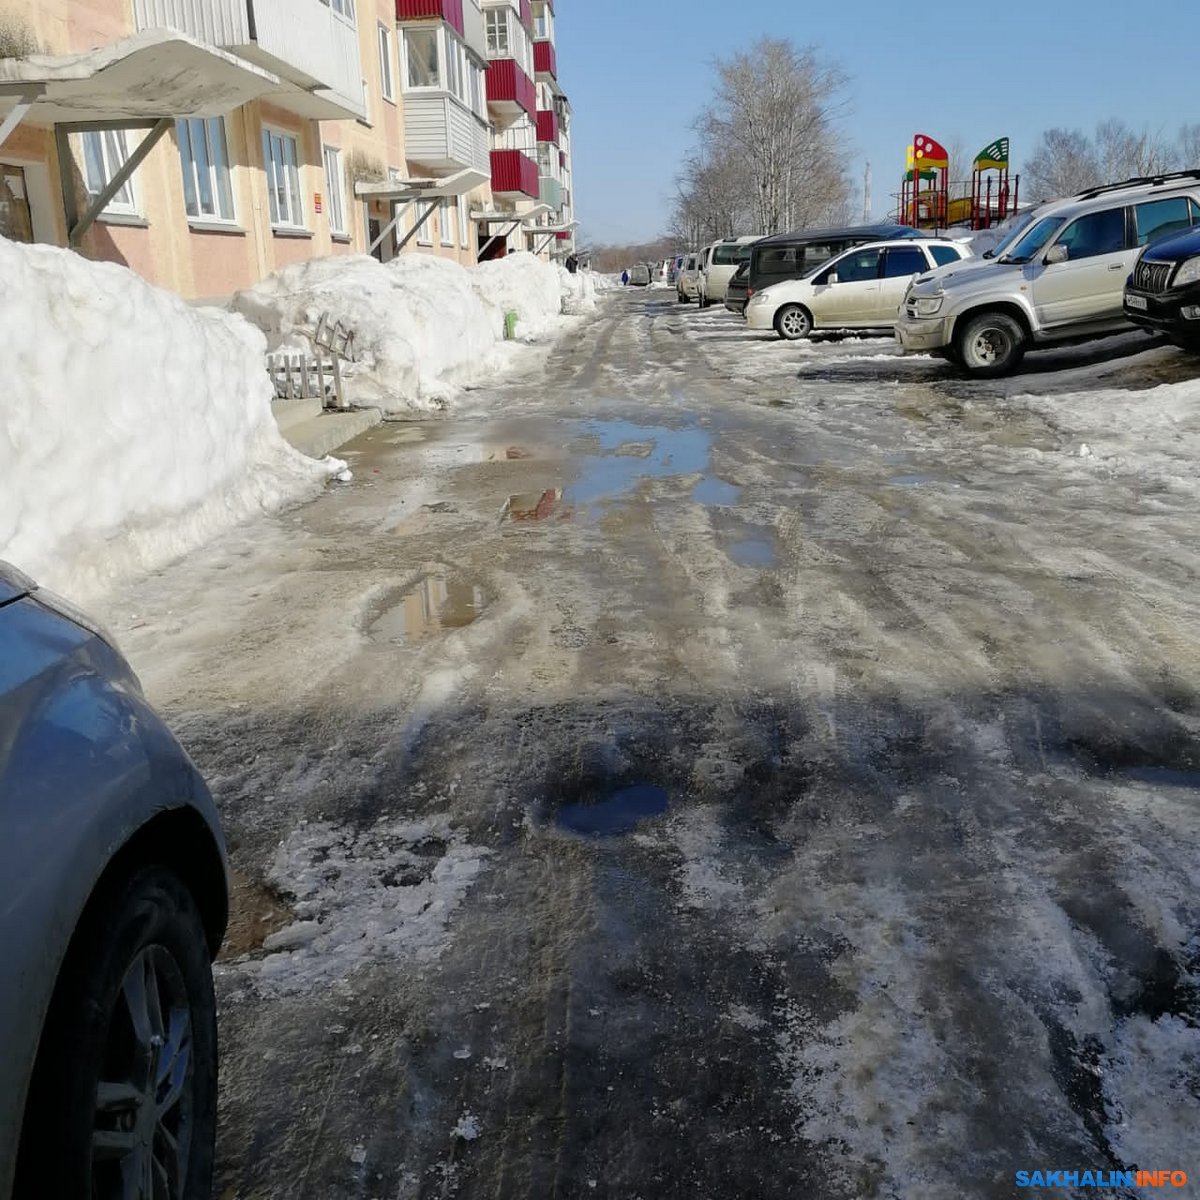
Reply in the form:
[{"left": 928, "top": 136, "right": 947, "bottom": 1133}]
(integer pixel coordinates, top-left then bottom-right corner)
[
  {"left": 15, "top": 866, "right": 218, "bottom": 1200},
  {"left": 957, "top": 312, "right": 1026, "bottom": 377},
  {"left": 774, "top": 304, "right": 813, "bottom": 341},
  {"left": 677, "top": 291, "right": 690, "bottom": 305}
]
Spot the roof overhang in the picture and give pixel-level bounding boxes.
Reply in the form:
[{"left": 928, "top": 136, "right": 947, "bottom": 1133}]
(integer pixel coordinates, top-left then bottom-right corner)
[
  {"left": 469, "top": 205, "right": 553, "bottom": 225},
  {"left": 0, "top": 29, "right": 282, "bottom": 126},
  {"left": 354, "top": 166, "right": 490, "bottom": 201}
]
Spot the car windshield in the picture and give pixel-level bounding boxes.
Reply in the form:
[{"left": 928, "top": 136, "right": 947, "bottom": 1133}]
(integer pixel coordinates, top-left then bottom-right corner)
[
  {"left": 712, "top": 243, "right": 752, "bottom": 265},
  {"left": 982, "top": 210, "right": 1038, "bottom": 259},
  {"left": 1001, "top": 216, "right": 1067, "bottom": 264}
]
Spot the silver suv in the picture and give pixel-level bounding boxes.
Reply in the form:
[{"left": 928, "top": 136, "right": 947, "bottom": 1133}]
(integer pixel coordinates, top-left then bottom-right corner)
[{"left": 895, "top": 172, "right": 1200, "bottom": 375}]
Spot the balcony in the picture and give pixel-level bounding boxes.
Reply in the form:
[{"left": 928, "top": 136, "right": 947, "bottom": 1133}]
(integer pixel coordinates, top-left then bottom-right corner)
[
  {"left": 533, "top": 39, "right": 556, "bottom": 81},
  {"left": 486, "top": 58, "right": 535, "bottom": 116},
  {"left": 132, "top": 0, "right": 364, "bottom": 119},
  {"left": 490, "top": 149, "right": 538, "bottom": 198},
  {"left": 396, "top": 0, "right": 465, "bottom": 37},
  {"left": 538, "top": 174, "right": 562, "bottom": 211},
  {"left": 536, "top": 109, "right": 559, "bottom": 145},
  {"left": 403, "top": 94, "right": 490, "bottom": 176}
]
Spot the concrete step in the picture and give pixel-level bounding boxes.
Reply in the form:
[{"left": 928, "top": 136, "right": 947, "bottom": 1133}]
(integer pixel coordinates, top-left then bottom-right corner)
[
  {"left": 283, "top": 407, "right": 383, "bottom": 460},
  {"left": 271, "top": 396, "right": 325, "bottom": 433}
]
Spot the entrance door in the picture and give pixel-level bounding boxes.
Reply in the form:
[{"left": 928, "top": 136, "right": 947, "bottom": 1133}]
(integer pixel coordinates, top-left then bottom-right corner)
[{"left": 0, "top": 164, "right": 33, "bottom": 243}]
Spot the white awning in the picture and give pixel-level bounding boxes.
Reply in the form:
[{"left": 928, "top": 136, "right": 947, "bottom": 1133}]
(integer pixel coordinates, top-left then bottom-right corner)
[
  {"left": 471, "top": 203, "right": 554, "bottom": 225},
  {"left": 0, "top": 29, "right": 282, "bottom": 126},
  {"left": 355, "top": 167, "right": 490, "bottom": 202}
]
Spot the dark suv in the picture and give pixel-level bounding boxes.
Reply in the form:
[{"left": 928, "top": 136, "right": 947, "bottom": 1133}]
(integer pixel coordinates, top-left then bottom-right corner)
[{"left": 1124, "top": 224, "right": 1200, "bottom": 350}]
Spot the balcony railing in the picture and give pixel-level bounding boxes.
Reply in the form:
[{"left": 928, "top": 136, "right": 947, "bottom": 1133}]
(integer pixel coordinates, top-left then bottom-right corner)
[
  {"left": 485, "top": 57, "right": 535, "bottom": 115},
  {"left": 395, "top": 0, "right": 465, "bottom": 38},
  {"left": 533, "top": 39, "right": 556, "bottom": 81},
  {"left": 491, "top": 149, "right": 539, "bottom": 197},
  {"left": 536, "top": 109, "right": 559, "bottom": 144}
]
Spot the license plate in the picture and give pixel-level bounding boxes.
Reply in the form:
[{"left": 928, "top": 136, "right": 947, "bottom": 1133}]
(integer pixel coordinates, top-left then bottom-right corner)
[{"left": 1126, "top": 294, "right": 1148, "bottom": 311}]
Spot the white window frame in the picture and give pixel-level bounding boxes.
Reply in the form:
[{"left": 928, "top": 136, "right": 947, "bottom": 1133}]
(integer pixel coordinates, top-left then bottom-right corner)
[
  {"left": 322, "top": 144, "right": 348, "bottom": 237},
  {"left": 177, "top": 117, "right": 236, "bottom": 224},
  {"left": 440, "top": 196, "right": 456, "bottom": 247},
  {"left": 261, "top": 126, "right": 305, "bottom": 230},
  {"left": 458, "top": 194, "right": 470, "bottom": 248},
  {"left": 324, "top": 0, "right": 356, "bottom": 25},
  {"left": 417, "top": 198, "right": 434, "bottom": 246},
  {"left": 378, "top": 23, "right": 395, "bottom": 103},
  {"left": 80, "top": 129, "right": 139, "bottom": 217},
  {"left": 532, "top": 2, "right": 550, "bottom": 40},
  {"left": 402, "top": 26, "right": 444, "bottom": 92},
  {"left": 485, "top": 8, "right": 509, "bottom": 56},
  {"left": 360, "top": 77, "right": 372, "bottom": 126}
]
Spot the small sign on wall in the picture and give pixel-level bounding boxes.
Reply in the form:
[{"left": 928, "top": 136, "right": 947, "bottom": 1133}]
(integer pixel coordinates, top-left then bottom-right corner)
[{"left": 314, "top": 193, "right": 323, "bottom": 214}]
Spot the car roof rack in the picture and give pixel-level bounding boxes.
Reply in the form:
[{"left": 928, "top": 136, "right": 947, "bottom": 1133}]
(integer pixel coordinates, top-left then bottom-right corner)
[{"left": 1074, "top": 169, "right": 1200, "bottom": 201}]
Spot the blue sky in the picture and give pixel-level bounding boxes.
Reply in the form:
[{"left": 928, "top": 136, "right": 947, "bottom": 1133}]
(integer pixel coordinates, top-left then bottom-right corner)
[{"left": 555, "top": 0, "right": 1200, "bottom": 245}]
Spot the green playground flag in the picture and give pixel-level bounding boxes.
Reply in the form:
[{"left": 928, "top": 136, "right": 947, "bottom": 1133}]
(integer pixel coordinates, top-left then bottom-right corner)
[{"left": 974, "top": 137, "right": 1010, "bottom": 170}]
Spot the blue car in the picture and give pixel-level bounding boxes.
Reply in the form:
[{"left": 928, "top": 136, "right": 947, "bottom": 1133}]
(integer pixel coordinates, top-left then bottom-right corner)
[{"left": 0, "top": 560, "right": 228, "bottom": 1200}]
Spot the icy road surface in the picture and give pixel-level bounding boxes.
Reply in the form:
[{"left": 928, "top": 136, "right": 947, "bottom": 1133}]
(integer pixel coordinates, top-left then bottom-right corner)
[{"left": 108, "top": 290, "right": 1200, "bottom": 1199}]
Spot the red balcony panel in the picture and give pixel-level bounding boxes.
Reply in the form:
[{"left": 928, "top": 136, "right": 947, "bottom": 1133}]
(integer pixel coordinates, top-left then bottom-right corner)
[
  {"left": 536, "top": 109, "right": 560, "bottom": 144},
  {"left": 533, "top": 39, "right": 556, "bottom": 80},
  {"left": 556, "top": 231, "right": 571, "bottom": 241},
  {"left": 519, "top": 0, "right": 532, "bottom": 29},
  {"left": 490, "top": 149, "right": 539, "bottom": 197},
  {"left": 486, "top": 57, "right": 535, "bottom": 114},
  {"left": 395, "top": 0, "right": 465, "bottom": 37}
]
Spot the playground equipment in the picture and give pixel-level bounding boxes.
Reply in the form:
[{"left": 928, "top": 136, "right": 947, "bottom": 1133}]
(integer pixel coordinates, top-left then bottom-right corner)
[{"left": 897, "top": 134, "right": 1020, "bottom": 231}]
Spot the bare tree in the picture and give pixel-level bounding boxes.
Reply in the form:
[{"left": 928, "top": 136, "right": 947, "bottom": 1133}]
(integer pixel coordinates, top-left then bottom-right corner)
[
  {"left": 1023, "top": 128, "right": 1102, "bottom": 201},
  {"left": 1178, "top": 123, "right": 1200, "bottom": 169},
  {"left": 699, "top": 38, "right": 850, "bottom": 235},
  {"left": 1094, "top": 119, "right": 1174, "bottom": 182}
]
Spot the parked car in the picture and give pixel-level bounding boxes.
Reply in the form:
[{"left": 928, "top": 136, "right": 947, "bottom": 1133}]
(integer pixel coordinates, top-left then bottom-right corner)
[
  {"left": 677, "top": 253, "right": 702, "bottom": 303},
  {"left": 746, "top": 239, "right": 971, "bottom": 340},
  {"left": 0, "top": 560, "right": 228, "bottom": 1200},
  {"left": 628, "top": 263, "right": 652, "bottom": 286},
  {"left": 747, "top": 222, "right": 923, "bottom": 301},
  {"left": 698, "top": 236, "right": 759, "bottom": 308},
  {"left": 725, "top": 261, "right": 751, "bottom": 315},
  {"left": 1123, "top": 223, "right": 1200, "bottom": 350},
  {"left": 668, "top": 255, "right": 685, "bottom": 285},
  {"left": 896, "top": 171, "right": 1200, "bottom": 376}
]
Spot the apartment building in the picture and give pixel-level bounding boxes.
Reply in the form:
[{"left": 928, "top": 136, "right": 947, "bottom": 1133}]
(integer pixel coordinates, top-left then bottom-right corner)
[{"left": 0, "top": 0, "right": 574, "bottom": 301}]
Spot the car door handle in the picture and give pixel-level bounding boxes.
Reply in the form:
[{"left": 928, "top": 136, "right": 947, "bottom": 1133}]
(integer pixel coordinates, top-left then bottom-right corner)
[{"left": 1108, "top": 263, "right": 1125, "bottom": 271}]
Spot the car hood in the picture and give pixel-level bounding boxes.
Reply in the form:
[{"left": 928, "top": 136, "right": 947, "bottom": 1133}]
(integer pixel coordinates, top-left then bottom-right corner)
[{"left": 910, "top": 256, "right": 1016, "bottom": 295}]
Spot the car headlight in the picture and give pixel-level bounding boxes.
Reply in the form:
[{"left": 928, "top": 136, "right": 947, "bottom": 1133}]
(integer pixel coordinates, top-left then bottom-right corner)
[
  {"left": 1172, "top": 256, "right": 1200, "bottom": 288},
  {"left": 912, "top": 296, "right": 944, "bottom": 317},
  {"left": 748, "top": 293, "right": 770, "bottom": 307}
]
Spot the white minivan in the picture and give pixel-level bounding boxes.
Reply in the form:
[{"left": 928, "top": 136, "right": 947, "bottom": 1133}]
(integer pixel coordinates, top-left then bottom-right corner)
[{"left": 699, "top": 236, "right": 759, "bottom": 308}]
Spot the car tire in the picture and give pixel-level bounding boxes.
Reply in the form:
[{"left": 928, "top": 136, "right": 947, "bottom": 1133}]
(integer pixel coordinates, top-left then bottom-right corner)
[
  {"left": 677, "top": 291, "right": 690, "bottom": 305},
  {"left": 15, "top": 866, "right": 218, "bottom": 1200},
  {"left": 774, "top": 304, "right": 813, "bottom": 341},
  {"left": 698, "top": 293, "right": 709, "bottom": 309},
  {"left": 956, "top": 312, "right": 1027, "bottom": 377}
]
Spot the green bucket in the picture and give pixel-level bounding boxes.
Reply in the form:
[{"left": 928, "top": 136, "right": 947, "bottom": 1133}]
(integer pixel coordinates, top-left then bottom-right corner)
[{"left": 503, "top": 310, "right": 520, "bottom": 340}]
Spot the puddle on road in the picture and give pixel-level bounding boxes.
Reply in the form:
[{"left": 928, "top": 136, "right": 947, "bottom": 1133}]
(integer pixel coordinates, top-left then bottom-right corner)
[
  {"left": 727, "top": 536, "right": 778, "bottom": 568},
  {"left": 369, "top": 575, "right": 489, "bottom": 640},
  {"left": 568, "top": 419, "right": 711, "bottom": 509},
  {"left": 1123, "top": 767, "right": 1200, "bottom": 789},
  {"left": 556, "top": 783, "right": 670, "bottom": 837},
  {"left": 219, "top": 869, "right": 294, "bottom": 961},
  {"left": 505, "top": 489, "right": 561, "bottom": 521},
  {"left": 693, "top": 476, "right": 742, "bottom": 506}
]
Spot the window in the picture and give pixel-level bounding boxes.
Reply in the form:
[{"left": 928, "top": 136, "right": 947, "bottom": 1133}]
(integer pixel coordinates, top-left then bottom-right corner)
[
  {"left": 883, "top": 247, "right": 928, "bottom": 278},
  {"left": 833, "top": 247, "right": 883, "bottom": 282},
  {"left": 261, "top": 128, "right": 304, "bottom": 228},
  {"left": 441, "top": 197, "right": 457, "bottom": 247},
  {"left": 176, "top": 118, "right": 235, "bottom": 223},
  {"left": 405, "top": 28, "right": 441, "bottom": 88},
  {"left": 485, "top": 9, "right": 509, "bottom": 55},
  {"left": 417, "top": 200, "right": 434, "bottom": 245},
  {"left": 537, "top": 142, "right": 553, "bottom": 177},
  {"left": 1005, "top": 216, "right": 1066, "bottom": 263},
  {"left": 532, "top": 2, "right": 549, "bottom": 38},
  {"left": 378, "top": 24, "right": 395, "bottom": 102},
  {"left": 711, "top": 242, "right": 751, "bottom": 266},
  {"left": 458, "top": 194, "right": 470, "bottom": 248},
  {"left": 361, "top": 78, "right": 371, "bottom": 125},
  {"left": 324, "top": 0, "right": 356, "bottom": 22},
  {"left": 323, "top": 145, "right": 347, "bottom": 236},
  {"left": 446, "top": 36, "right": 462, "bottom": 99},
  {"left": 930, "top": 244, "right": 963, "bottom": 267},
  {"left": 81, "top": 130, "right": 136, "bottom": 214},
  {"left": 1056, "top": 208, "right": 1127, "bottom": 260},
  {"left": 469, "top": 60, "right": 483, "bottom": 115},
  {"left": 1134, "top": 197, "right": 1195, "bottom": 247}
]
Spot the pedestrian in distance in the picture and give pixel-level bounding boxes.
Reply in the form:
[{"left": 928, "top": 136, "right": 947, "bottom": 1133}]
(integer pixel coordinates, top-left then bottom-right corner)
[{"left": 621, "top": 269, "right": 629, "bottom": 285}]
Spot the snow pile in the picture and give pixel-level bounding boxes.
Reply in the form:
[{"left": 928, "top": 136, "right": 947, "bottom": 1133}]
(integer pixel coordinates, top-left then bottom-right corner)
[
  {"left": 233, "top": 251, "right": 581, "bottom": 413},
  {"left": 0, "top": 240, "right": 334, "bottom": 604},
  {"left": 557, "top": 265, "right": 598, "bottom": 314},
  {"left": 242, "top": 815, "right": 490, "bottom": 992}
]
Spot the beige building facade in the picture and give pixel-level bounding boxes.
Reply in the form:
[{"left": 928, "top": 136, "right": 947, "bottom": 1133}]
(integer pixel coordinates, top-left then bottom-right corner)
[{"left": 0, "top": 0, "right": 575, "bottom": 302}]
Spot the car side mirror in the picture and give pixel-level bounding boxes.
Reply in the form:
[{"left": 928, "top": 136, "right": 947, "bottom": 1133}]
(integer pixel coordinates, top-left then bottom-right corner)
[
  {"left": 826, "top": 273, "right": 838, "bottom": 285},
  {"left": 1044, "top": 244, "right": 1069, "bottom": 265}
]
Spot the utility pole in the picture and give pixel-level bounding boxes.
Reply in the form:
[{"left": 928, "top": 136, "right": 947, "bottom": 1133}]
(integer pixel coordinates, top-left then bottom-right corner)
[{"left": 863, "top": 160, "right": 872, "bottom": 223}]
